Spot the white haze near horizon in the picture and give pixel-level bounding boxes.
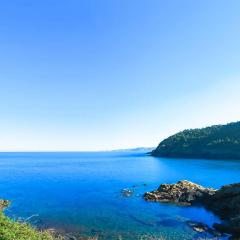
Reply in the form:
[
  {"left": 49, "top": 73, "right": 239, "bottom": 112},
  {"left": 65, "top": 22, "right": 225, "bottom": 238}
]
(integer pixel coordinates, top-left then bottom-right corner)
[{"left": 0, "top": 78, "right": 239, "bottom": 152}]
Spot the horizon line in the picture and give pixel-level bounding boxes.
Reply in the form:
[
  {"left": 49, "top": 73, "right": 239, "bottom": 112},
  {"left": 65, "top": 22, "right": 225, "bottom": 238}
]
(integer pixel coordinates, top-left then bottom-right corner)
[{"left": 0, "top": 147, "right": 155, "bottom": 153}]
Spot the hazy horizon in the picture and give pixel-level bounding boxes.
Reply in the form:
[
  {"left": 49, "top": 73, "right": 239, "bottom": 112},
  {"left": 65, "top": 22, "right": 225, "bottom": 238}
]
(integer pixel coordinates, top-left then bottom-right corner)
[
  {"left": 0, "top": 146, "right": 155, "bottom": 152},
  {"left": 1, "top": 1, "right": 240, "bottom": 151}
]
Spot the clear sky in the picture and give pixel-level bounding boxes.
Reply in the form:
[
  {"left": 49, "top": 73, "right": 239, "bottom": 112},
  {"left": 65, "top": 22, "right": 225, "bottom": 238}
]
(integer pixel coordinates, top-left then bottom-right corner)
[{"left": 0, "top": 0, "right": 240, "bottom": 151}]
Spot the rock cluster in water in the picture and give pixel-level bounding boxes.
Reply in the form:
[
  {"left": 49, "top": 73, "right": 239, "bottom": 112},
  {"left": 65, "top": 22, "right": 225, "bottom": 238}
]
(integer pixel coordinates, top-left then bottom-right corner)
[
  {"left": 144, "top": 180, "right": 240, "bottom": 238},
  {"left": 144, "top": 180, "right": 216, "bottom": 205}
]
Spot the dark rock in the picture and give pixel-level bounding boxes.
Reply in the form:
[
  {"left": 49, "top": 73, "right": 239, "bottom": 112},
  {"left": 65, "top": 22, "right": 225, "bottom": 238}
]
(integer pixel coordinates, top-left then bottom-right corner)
[
  {"left": 144, "top": 180, "right": 216, "bottom": 205},
  {"left": 187, "top": 221, "right": 223, "bottom": 237},
  {"left": 187, "top": 221, "right": 210, "bottom": 233},
  {"left": 207, "top": 183, "right": 240, "bottom": 219},
  {"left": 214, "top": 223, "right": 240, "bottom": 236},
  {"left": 207, "top": 183, "right": 240, "bottom": 238}
]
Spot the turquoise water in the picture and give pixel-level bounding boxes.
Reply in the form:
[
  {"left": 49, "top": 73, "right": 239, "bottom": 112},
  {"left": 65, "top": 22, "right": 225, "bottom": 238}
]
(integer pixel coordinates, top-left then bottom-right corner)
[{"left": 0, "top": 151, "right": 239, "bottom": 239}]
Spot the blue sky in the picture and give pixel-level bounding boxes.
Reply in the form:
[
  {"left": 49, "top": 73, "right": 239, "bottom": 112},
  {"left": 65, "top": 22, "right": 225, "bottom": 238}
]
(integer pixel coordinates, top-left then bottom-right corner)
[{"left": 0, "top": 0, "right": 240, "bottom": 151}]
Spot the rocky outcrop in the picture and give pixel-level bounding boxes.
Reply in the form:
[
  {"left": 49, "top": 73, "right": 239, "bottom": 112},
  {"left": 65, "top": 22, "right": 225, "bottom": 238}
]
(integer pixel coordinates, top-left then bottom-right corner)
[
  {"left": 144, "top": 180, "right": 216, "bottom": 205},
  {"left": 0, "top": 199, "right": 10, "bottom": 211},
  {"left": 144, "top": 180, "right": 240, "bottom": 238},
  {"left": 206, "top": 183, "right": 240, "bottom": 238},
  {"left": 206, "top": 183, "right": 240, "bottom": 218}
]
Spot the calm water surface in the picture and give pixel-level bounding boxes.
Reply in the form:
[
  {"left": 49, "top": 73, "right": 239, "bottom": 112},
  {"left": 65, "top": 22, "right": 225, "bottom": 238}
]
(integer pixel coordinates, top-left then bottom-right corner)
[{"left": 0, "top": 151, "right": 239, "bottom": 239}]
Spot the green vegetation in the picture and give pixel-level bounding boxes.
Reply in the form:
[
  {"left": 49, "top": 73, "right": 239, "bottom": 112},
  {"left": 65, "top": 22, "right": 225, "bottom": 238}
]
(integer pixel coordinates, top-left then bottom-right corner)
[
  {"left": 0, "top": 210, "right": 60, "bottom": 240},
  {"left": 152, "top": 121, "right": 240, "bottom": 159}
]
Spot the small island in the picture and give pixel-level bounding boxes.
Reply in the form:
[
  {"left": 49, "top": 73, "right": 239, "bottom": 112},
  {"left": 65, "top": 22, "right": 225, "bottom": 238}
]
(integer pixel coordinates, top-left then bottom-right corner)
[{"left": 152, "top": 121, "right": 240, "bottom": 159}]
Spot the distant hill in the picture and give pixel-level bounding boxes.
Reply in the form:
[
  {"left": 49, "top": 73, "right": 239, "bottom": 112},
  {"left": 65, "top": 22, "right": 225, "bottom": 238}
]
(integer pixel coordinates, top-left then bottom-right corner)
[
  {"left": 152, "top": 121, "right": 240, "bottom": 159},
  {"left": 111, "top": 147, "right": 155, "bottom": 152}
]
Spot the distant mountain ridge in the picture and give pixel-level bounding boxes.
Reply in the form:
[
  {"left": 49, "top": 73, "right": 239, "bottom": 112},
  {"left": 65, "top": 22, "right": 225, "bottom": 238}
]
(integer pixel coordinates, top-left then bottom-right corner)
[
  {"left": 111, "top": 147, "right": 155, "bottom": 152},
  {"left": 152, "top": 121, "right": 240, "bottom": 159}
]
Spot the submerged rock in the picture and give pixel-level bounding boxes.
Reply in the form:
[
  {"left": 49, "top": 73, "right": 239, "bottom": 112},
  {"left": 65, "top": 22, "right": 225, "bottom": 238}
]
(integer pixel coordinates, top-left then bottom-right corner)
[
  {"left": 121, "top": 188, "right": 134, "bottom": 197},
  {"left": 144, "top": 180, "right": 216, "bottom": 205},
  {"left": 187, "top": 221, "right": 209, "bottom": 233},
  {"left": 187, "top": 221, "right": 223, "bottom": 237}
]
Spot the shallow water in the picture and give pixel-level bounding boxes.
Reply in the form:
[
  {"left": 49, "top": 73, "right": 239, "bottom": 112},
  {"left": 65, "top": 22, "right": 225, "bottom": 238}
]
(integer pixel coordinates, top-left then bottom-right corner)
[{"left": 0, "top": 151, "right": 239, "bottom": 239}]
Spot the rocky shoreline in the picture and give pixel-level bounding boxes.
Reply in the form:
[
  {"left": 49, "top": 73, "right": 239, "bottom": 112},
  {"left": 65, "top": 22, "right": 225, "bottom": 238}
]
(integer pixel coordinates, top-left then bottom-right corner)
[
  {"left": 0, "top": 199, "right": 10, "bottom": 210},
  {"left": 144, "top": 180, "right": 240, "bottom": 239}
]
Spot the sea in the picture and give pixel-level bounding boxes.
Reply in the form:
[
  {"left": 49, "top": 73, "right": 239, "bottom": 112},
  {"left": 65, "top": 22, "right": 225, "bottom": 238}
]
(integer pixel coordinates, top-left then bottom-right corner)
[{"left": 0, "top": 151, "right": 239, "bottom": 239}]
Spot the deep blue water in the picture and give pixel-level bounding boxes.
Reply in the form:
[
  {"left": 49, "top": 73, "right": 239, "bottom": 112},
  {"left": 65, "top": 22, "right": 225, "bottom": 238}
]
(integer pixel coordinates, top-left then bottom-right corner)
[{"left": 0, "top": 151, "right": 239, "bottom": 239}]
